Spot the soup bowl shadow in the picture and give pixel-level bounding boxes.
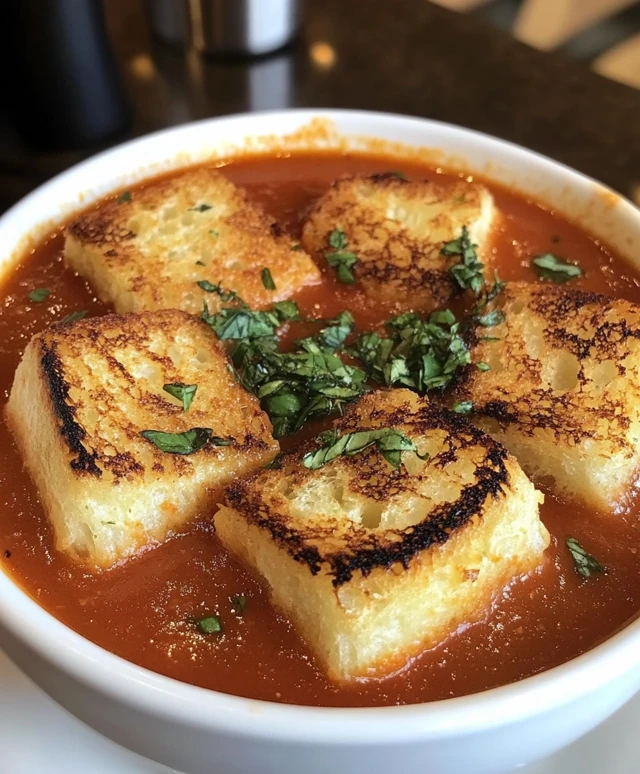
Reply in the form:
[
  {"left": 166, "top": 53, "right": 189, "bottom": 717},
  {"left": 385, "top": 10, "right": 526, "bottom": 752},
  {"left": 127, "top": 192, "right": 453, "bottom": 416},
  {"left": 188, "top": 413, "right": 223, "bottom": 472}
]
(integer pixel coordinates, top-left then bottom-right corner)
[{"left": 1, "top": 110, "right": 640, "bottom": 774}]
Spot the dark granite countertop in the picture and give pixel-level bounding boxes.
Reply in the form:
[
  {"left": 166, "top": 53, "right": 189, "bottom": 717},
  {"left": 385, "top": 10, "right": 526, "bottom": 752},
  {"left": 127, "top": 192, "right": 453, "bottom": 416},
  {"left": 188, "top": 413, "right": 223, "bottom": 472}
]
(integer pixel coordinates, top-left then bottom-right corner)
[{"left": 1, "top": 0, "right": 639, "bottom": 213}]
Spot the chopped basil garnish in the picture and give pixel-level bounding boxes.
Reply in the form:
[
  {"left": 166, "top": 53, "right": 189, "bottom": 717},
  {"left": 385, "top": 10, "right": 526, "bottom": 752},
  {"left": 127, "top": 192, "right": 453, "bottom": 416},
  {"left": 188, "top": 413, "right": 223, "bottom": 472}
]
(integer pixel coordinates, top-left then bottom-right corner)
[
  {"left": 291, "top": 243, "right": 302, "bottom": 251},
  {"left": 261, "top": 267, "right": 276, "bottom": 291},
  {"left": 324, "top": 229, "right": 358, "bottom": 284},
  {"left": 197, "top": 280, "right": 242, "bottom": 305},
  {"left": 117, "top": 191, "right": 131, "bottom": 204},
  {"left": 140, "top": 428, "right": 230, "bottom": 454},
  {"left": 209, "top": 229, "right": 219, "bottom": 238},
  {"left": 475, "top": 309, "right": 506, "bottom": 327},
  {"left": 297, "top": 311, "right": 355, "bottom": 352},
  {"left": 196, "top": 615, "right": 223, "bottom": 634},
  {"left": 163, "top": 383, "right": 197, "bottom": 411},
  {"left": 231, "top": 594, "right": 248, "bottom": 615},
  {"left": 441, "top": 226, "right": 485, "bottom": 296},
  {"left": 28, "top": 288, "right": 50, "bottom": 303},
  {"left": 350, "top": 308, "right": 470, "bottom": 393},
  {"left": 476, "top": 362, "right": 490, "bottom": 371},
  {"left": 189, "top": 203, "right": 212, "bottom": 212},
  {"left": 303, "top": 427, "right": 424, "bottom": 472},
  {"left": 566, "top": 537, "right": 605, "bottom": 579},
  {"left": 62, "top": 310, "right": 88, "bottom": 324},
  {"left": 452, "top": 401, "right": 473, "bottom": 415},
  {"left": 532, "top": 254, "right": 583, "bottom": 283},
  {"left": 272, "top": 300, "right": 300, "bottom": 322}
]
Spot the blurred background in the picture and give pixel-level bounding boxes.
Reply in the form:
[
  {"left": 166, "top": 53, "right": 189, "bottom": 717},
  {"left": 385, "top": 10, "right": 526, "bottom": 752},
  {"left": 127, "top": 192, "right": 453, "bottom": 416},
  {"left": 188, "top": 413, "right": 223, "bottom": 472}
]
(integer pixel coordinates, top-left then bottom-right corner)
[
  {"left": 0, "top": 0, "right": 638, "bottom": 214},
  {"left": 435, "top": 0, "right": 640, "bottom": 88}
]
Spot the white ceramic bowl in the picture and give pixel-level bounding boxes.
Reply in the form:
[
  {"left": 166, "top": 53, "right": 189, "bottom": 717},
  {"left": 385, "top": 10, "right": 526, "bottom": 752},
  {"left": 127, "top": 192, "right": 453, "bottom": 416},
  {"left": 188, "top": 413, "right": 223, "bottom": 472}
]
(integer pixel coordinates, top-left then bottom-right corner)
[{"left": 1, "top": 110, "right": 640, "bottom": 774}]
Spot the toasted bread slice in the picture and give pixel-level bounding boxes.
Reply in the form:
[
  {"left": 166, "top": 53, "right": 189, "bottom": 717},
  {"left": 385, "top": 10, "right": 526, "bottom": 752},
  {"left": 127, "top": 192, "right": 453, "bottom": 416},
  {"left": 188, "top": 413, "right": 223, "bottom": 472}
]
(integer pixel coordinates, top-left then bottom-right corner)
[
  {"left": 5, "top": 310, "right": 278, "bottom": 568},
  {"left": 457, "top": 282, "right": 640, "bottom": 511},
  {"left": 301, "top": 174, "right": 496, "bottom": 308},
  {"left": 64, "top": 167, "right": 321, "bottom": 314},
  {"left": 216, "top": 389, "right": 547, "bottom": 681}
]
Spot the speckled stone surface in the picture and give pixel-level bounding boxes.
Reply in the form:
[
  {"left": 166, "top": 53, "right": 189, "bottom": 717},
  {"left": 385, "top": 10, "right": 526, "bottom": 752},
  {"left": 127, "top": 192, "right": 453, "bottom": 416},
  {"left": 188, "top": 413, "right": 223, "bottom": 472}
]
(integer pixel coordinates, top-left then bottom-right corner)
[{"left": 1, "top": 0, "right": 639, "bottom": 212}]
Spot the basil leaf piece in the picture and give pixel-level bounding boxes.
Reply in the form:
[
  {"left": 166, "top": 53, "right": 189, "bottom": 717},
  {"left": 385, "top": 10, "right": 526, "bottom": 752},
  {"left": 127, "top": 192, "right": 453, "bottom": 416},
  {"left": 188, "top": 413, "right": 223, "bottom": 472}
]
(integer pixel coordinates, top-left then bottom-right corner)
[
  {"left": 189, "top": 203, "right": 212, "bottom": 212},
  {"left": 209, "top": 229, "right": 219, "bottom": 238},
  {"left": 475, "top": 362, "right": 490, "bottom": 372},
  {"left": 566, "top": 537, "right": 605, "bottom": 579},
  {"left": 163, "top": 383, "right": 198, "bottom": 411},
  {"left": 441, "top": 226, "right": 485, "bottom": 296},
  {"left": 272, "top": 300, "right": 300, "bottom": 322},
  {"left": 62, "top": 310, "right": 88, "bottom": 324},
  {"left": 452, "top": 401, "right": 473, "bottom": 415},
  {"left": 231, "top": 594, "right": 247, "bottom": 615},
  {"left": 261, "top": 267, "right": 276, "bottom": 291},
  {"left": 532, "top": 254, "right": 583, "bottom": 283},
  {"left": 196, "top": 615, "right": 223, "bottom": 634},
  {"left": 302, "top": 428, "right": 420, "bottom": 471},
  {"left": 28, "top": 288, "right": 50, "bottom": 303},
  {"left": 140, "top": 427, "right": 229, "bottom": 454},
  {"left": 325, "top": 229, "right": 358, "bottom": 284},
  {"left": 476, "top": 309, "right": 506, "bottom": 327},
  {"left": 291, "top": 243, "right": 302, "bottom": 251},
  {"left": 117, "top": 191, "right": 131, "bottom": 204}
]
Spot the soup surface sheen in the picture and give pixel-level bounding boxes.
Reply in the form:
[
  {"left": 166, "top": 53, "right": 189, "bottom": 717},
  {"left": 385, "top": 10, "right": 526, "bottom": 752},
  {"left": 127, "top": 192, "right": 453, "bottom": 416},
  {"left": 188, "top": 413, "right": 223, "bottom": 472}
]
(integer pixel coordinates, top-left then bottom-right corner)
[{"left": 1, "top": 152, "right": 640, "bottom": 707}]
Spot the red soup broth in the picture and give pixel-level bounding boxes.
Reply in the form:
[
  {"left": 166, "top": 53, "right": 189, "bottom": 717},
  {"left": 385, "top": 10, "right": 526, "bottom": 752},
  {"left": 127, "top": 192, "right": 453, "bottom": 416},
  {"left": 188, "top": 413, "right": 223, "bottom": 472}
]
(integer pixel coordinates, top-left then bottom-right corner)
[{"left": 1, "top": 152, "right": 640, "bottom": 707}]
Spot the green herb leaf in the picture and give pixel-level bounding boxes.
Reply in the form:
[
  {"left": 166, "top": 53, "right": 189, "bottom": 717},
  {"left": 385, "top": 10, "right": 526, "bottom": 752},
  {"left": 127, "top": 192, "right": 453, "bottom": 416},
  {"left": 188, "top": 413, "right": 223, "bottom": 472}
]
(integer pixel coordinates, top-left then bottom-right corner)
[
  {"left": 189, "top": 203, "right": 212, "bottom": 212},
  {"left": 532, "top": 254, "right": 583, "bottom": 283},
  {"left": 476, "top": 309, "right": 506, "bottom": 327},
  {"left": 291, "top": 243, "right": 302, "bottom": 251},
  {"left": 566, "top": 537, "right": 605, "bottom": 579},
  {"left": 384, "top": 170, "right": 406, "bottom": 179},
  {"left": 140, "top": 428, "right": 230, "bottom": 454},
  {"left": 198, "top": 281, "right": 243, "bottom": 305},
  {"left": 261, "top": 267, "right": 276, "bottom": 291},
  {"left": 231, "top": 594, "right": 247, "bottom": 615},
  {"left": 475, "top": 362, "right": 490, "bottom": 372},
  {"left": 272, "top": 300, "right": 300, "bottom": 322},
  {"left": 163, "top": 383, "right": 197, "bottom": 411},
  {"left": 452, "top": 401, "right": 473, "bottom": 415},
  {"left": 62, "top": 310, "right": 88, "bottom": 324},
  {"left": 441, "top": 226, "right": 485, "bottom": 296},
  {"left": 209, "top": 229, "right": 219, "bottom": 238},
  {"left": 28, "top": 288, "right": 50, "bottom": 303},
  {"left": 117, "top": 191, "right": 131, "bottom": 204},
  {"left": 312, "top": 310, "right": 355, "bottom": 350},
  {"left": 325, "top": 229, "right": 358, "bottom": 284},
  {"left": 196, "top": 615, "right": 223, "bottom": 634},
  {"left": 302, "top": 428, "right": 420, "bottom": 471}
]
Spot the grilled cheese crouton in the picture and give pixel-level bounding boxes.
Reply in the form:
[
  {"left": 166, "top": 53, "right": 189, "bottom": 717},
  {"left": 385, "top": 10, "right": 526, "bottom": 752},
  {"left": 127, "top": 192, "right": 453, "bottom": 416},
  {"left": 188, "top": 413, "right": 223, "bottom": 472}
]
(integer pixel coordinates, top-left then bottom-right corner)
[
  {"left": 64, "top": 168, "right": 320, "bottom": 314},
  {"left": 301, "top": 174, "right": 496, "bottom": 308},
  {"left": 6, "top": 310, "right": 278, "bottom": 568},
  {"left": 457, "top": 282, "right": 640, "bottom": 511},
  {"left": 216, "top": 389, "right": 547, "bottom": 681}
]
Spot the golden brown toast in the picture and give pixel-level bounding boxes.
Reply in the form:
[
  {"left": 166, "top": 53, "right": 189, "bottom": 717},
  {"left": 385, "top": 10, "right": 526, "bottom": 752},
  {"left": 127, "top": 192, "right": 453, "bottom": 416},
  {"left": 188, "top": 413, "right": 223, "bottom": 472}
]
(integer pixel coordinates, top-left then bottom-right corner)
[
  {"left": 216, "top": 389, "right": 547, "bottom": 681},
  {"left": 457, "top": 281, "right": 640, "bottom": 510},
  {"left": 5, "top": 309, "right": 278, "bottom": 568},
  {"left": 301, "top": 174, "right": 496, "bottom": 308},
  {"left": 64, "top": 167, "right": 321, "bottom": 314}
]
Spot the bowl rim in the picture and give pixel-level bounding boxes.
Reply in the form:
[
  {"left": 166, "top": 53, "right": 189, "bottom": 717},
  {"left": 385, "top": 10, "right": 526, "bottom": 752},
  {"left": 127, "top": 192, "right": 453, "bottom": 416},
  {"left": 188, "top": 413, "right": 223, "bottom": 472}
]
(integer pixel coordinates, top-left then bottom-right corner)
[{"left": 1, "top": 108, "right": 640, "bottom": 744}]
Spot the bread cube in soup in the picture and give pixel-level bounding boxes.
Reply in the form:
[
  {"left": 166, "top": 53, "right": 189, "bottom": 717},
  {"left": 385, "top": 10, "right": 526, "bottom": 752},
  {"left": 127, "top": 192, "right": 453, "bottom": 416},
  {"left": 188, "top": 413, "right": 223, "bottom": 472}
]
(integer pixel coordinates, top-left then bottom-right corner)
[
  {"left": 458, "top": 282, "right": 640, "bottom": 511},
  {"left": 216, "top": 389, "right": 547, "bottom": 681},
  {"left": 301, "top": 175, "right": 496, "bottom": 308},
  {"left": 64, "top": 167, "right": 320, "bottom": 314},
  {"left": 5, "top": 310, "right": 278, "bottom": 568}
]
